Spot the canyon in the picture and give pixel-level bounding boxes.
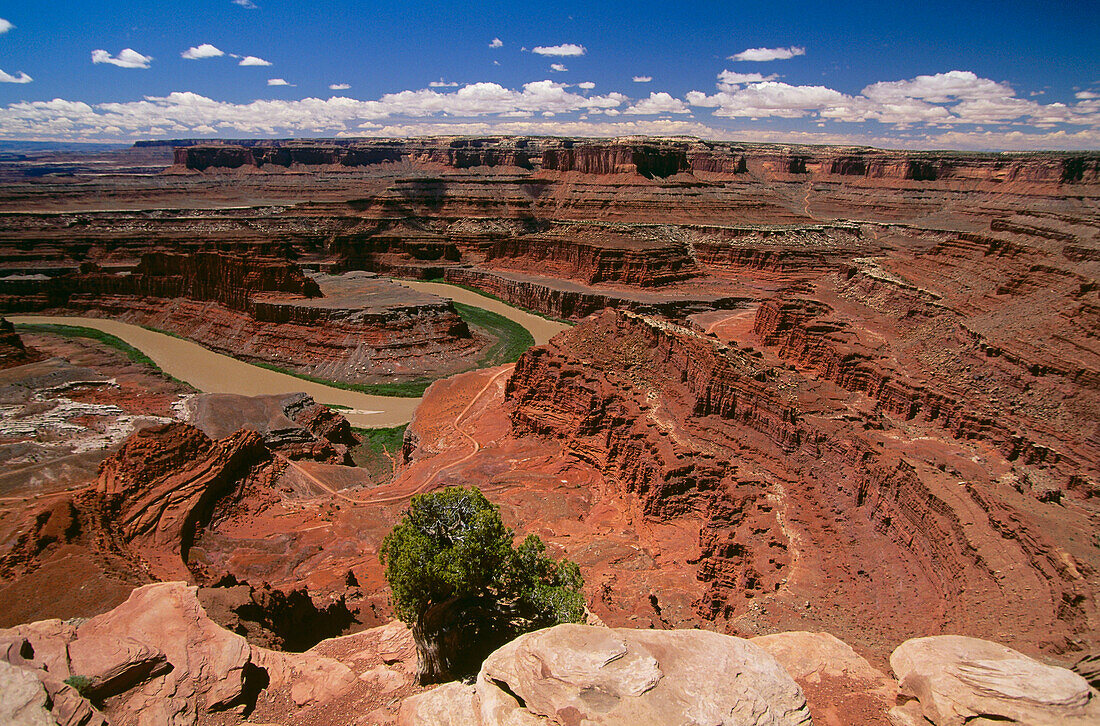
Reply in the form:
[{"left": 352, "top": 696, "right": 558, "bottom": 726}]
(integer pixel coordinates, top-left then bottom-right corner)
[{"left": 0, "top": 136, "right": 1097, "bottom": 725}]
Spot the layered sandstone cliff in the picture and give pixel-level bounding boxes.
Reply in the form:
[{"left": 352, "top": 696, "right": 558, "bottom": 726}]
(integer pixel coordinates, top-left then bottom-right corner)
[
  {"left": 172, "top": 137, "right": 1100, "bottom": 186},
  {"left": 504, "top": 309, "right": 1099, "bottom": 659}
]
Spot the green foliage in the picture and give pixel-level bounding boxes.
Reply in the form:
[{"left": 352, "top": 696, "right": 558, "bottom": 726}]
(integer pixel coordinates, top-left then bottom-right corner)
[
  {"left": 380, "top": 486, "right": 584, "bottom": 628},
  {"left": 453, "top": 302, "right": 535, "bottom": 369},
  {"left": 349, "top": 424, "right": 408, "bottom": 479},
  {"left": 352, "top": 424, "right": 408, "bottom": 457},
  {"left": 64, "top": 674, "right": 94, "bottom": 698}
]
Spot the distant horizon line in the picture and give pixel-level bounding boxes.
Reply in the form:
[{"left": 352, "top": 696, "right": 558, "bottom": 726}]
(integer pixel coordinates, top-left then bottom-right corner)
[{"left": 2, "top": 135, "right": 1098, "bottom": 155}]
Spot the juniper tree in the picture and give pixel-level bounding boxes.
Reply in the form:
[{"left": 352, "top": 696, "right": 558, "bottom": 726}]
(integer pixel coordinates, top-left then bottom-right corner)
[{"left": 380, "top": 486, "right": 584, "bottom": 683}]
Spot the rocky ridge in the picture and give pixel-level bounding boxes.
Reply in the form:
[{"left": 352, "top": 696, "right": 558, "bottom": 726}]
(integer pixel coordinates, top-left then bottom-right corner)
[{"left": 4, "top": 583, "right": 1097, "bottom": 726}]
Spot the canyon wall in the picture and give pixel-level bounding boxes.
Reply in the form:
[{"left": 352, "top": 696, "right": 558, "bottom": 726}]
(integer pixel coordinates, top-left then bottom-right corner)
[
  {"left": 172, "top": 138, "right": 1100, "bottom": 186},
  {"left": 503, "top": 309, "right": 1098, "bottom": 658}
]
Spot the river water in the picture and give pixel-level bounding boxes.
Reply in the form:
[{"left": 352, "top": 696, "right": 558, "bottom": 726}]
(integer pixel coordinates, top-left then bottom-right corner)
[{"left": 10, "top": 280, "right": 568, "bottom": 428}]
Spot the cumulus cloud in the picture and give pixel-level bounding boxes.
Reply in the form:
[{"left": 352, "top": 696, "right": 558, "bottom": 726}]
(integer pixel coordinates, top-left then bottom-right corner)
[
  {"left": 2, "top": 70, "right": 1096, "bottom": 151},
  {"left": 429, "top": 80, "right": 460, "bottom": 87},
  {"left": 239, "top": 55, "right": 272, "bottom": 66},
  {"left": 633, "top": 76, "right": 652, "bottom": 83},
  {"left": 0, "top": 81, "right": 629, "bottom": 141},
  {"left": 862, "top": 70, "right": 1010, "bottom": 103},
  {"left": 267, "top": 78, "right": 292, "bottom": 86},
  {"left": 329, "top": 83, "right": 351, "bottom": 90},
  {"left": 681, "top": 68, "right": 1100, "bottom": 129},
  {"left": 91, "top": 49, "right": 153, "bottom": 69},
  {"left": 0, "top": 18, "right": 12, "bottom": 34},
  {"left": 625, "top": 92, "right": 690, "bottom": 115},
  {"left": 550, "top": 63, "right": 567, "bottom": 72},
  {"left": 0, "top": 68, "right": 32, "bottom": 84},
  {"left": 489, "top": 38, "right": 503, "bottom": 48},
  {"left": 532, "top": 44, "right": 586, "bottom": 56},
  {"left": 1075, "top": 91, "right": 1098, "bottom": 100},
  {"left": 232, "top": 0, "right": 257, "bottom": 8},
  {"left": 717, "top": 71, "right": 774, "bottom": 87},
  {"left": 577, "top": 81, "right": 595, "bottom": 90},
  {"left": 182, "top": 44, "right": 224, "bottom": 60},
  {"left": 729, "top": 46, "right": 805, "bottom": 62},
  {"left": 688, "top": 81, "right": 845, "bottom": 118}
]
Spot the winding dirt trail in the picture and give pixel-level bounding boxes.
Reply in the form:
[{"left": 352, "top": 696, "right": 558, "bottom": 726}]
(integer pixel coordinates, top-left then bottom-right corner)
[{"left": 283, "top": 365, "right": 516, "bottom": 506}]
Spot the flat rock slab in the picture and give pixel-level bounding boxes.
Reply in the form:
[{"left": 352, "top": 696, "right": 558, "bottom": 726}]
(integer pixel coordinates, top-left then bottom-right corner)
[
  {"left": 475, "top": 624, "right": 812, "bottom": 726},
  {"left": 890, "top": 635, "right": 1100, "bottom": 725}
]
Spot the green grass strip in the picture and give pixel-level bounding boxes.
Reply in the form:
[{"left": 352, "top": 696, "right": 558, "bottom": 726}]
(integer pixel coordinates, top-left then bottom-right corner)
[
  {"left": 454, "top": 301, "right": 534, "bottom": 368},
  {"left": 15, "top": 323, "right": 194, "bottom": 389},
  {"left": 351, "top": 424, "right": 408, "bottom": 451}
]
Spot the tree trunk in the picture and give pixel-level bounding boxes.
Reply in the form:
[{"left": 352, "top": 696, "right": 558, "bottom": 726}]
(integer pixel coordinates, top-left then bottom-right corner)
[
  {"left": 411, "top": 596, "right": 510, "bottom": 684},
  {"left": 411, "top": 620, "right": 449, "bottom": 684}
]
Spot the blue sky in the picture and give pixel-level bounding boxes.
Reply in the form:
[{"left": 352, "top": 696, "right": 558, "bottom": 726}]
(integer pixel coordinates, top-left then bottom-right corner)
[{"left": 0, "top": 1, "right": 1097, "bottom": 149}]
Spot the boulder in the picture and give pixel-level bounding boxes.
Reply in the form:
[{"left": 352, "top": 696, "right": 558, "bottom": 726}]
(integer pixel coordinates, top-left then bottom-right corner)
[
  {"left": 77, "top": 581, "right": 259, "bottom": 717},
  {"left": 890, "top": 635, "right": 1100, "bottom": 725},
  {"left": 475, "top": 624, "right": 812, "bottom": 726},
  {"left": 0, "top": 635, "right": 35, "bottom": 667},
  {"left": 398, "top": 681, "right": 480, "bottom": 726},
  {"left": 2, "top": 619, "right": 78, "bottom": 677},
  {"left": 0, "top": 660, "right": 53, "bottom": 726},
  {"left": 66, "top": 634, "right": 170, "bottom": 700},
  {"left": 251, "top": 647, "right": 357, "bottom": 707},
  {"left": 376, "top": 620, "right": 416, "bottom": 665}
]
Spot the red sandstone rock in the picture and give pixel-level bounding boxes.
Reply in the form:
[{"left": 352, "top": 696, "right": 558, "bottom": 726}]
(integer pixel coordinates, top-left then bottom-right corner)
[
  {"left": 752, "top": 631, "right": 895, "bottom": 725},
  {"left": 95, "top": 421, "right": 272, "bottom": 579},
  {"left": 0, "top": 318, "right": 41, "bottom": 369}
]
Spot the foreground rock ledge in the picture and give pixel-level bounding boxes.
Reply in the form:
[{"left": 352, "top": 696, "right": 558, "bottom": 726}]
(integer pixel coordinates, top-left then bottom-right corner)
[
  {"left": 401, "top": 623, "right": 813, "bottom": 726},
  {"left": 890, "top": 635, "right": 1100, "bottom": 726}
]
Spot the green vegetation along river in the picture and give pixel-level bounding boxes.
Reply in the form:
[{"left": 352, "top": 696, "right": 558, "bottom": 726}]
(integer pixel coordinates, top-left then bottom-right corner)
[{"left": 10, "top": 279, "right": 570, "bottom": 428}]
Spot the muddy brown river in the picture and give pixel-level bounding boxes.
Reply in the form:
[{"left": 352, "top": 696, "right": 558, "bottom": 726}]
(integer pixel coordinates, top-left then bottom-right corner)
[{"left": 10, "top": 281, "right": 568, "bottom": 428}]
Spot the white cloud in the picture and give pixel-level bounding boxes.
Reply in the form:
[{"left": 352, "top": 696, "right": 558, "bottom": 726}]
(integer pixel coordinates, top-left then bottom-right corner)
[
  {"left": 182, "top": 44, "right": 224, "bottom": 60},
  {"left": 532, "top": 44, "right": 586, "bottom": 56},
  {"left": 429, "top": 80, "right": 460, "bottom": 87},
  {"left": 329, "top": 83, "right": 351, "bottom": 90},
  {"left": 717, "top": 71, "right": 775, "bottom": 88},
  {"left": 688, "top": 81, "right": 846, "bottom": 118},
  {"left": 2, "top": 71, "right": 1096, "bottom": 151},
  {"left": 91, "top": 49, "right": 153, "bottom": 69},
  {"left": 232, "top": 0, "right": 257, "bottom": 8},
  {"left": 633, "top": 76, "right": 652, "bottom": 83},
  {"left": 238, "top": 56, "right": 271, "bottom": 66},
  {"left": 1076, "top": 91, "right": 1099, "bottom": 100},
  {"left": 0, "top": 18, "right": 12, "bottom": 34},
  {"left": 577, "top": 81, "right": 595, "bottom": 90},
  {"left": 0, "top": 68, "right": 32, "bottom": 84},
  {"left": 267, "top": 78, "right": 292, "bottom": 86},
  {"left": 550, "top": 63, "right": 567, "bottom": 72},
  {"left": 489, "top": 38, "right": 503, "bottom": 48},
  {"left": 625, "top": 92, "right": 690, "bottom": 115},
  {"left": 862, "top": 70, "right": 1010, "bottom": 103},
  {"left": 0, "top": 82, "right": 629, "bottom": 140},
  {"left": 729, "top": 46, "right": 805, "bottom": 62}
]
